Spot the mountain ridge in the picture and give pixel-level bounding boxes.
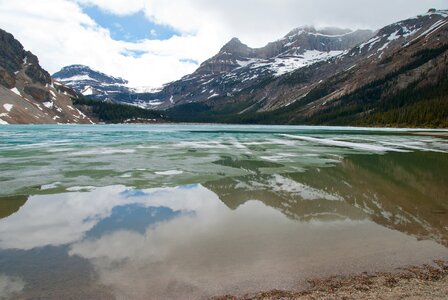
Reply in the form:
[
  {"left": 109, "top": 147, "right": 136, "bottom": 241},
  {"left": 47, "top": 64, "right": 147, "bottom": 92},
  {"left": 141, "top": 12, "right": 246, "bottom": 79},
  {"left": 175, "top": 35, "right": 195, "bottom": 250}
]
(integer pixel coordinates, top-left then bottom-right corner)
[
  {"left": 148, "top": 26, "right": 373, "bottom": 109},
  {"left": 0, "top": 29, "right": 94, "bottom": 124},
  {"left": 53, "top": 25, "right": 373, "bottom": 109},
  {"left": 5, "top": 8, "right": 447, "bottom": 127},
  {"left": 165, "top": 8, "right": 448, "bottom": 127}
]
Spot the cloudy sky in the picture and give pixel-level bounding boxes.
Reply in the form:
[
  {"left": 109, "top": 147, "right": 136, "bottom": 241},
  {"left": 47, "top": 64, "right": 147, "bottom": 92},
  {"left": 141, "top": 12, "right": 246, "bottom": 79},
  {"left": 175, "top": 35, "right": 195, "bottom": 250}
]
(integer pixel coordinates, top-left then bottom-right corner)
[{"left": 0, "top": 0, "right": 445, "bottom": 87}]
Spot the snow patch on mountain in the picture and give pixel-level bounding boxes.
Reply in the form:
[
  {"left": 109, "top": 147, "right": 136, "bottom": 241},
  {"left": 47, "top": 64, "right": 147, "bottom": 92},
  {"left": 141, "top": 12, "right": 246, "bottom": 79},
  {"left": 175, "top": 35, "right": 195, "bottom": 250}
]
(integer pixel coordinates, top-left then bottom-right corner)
[
  {"left": 10, "top": 87, "right": 21, "bottom": 96},
  {"left": 81, "top": 86, "right": 95, "bottom": 96},
  {"left": 130, "top": 86, "right": 163, "bottom": 94},
  {"left": 259, "top": 50, "right": 345, "bottom": 76},
  {"left": 43, "top": 101, "right": 54, "bottom": 109},
  {"left": 3, "top": 104, "right": 13, "bottom": 112},
  {"left": 60, "top": 75, "right": 98, "bottom": 83}
]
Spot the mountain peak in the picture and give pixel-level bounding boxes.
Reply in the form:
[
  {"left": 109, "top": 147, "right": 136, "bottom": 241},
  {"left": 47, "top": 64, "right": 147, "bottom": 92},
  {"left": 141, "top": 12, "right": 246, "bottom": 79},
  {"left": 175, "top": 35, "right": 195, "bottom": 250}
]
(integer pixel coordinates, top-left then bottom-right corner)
[
  {"left": 61, "top": 64, "right": 90, "bottom": 71},
  {"left": 53, "top": 65, "right": 128, "bottom": 86},
  {"left": 227, "top": 37, "right": 242, "bottom": 44},
  {"left": 284, "top": 26, "right": 316, "bottom": 37},
  {"left": 284, "top": 26, "right": 355, "bottom": 39},
  {"left": 316, "top": 27, "right": 353, "bottom": 36},
  {"left": 219, "top": 37, "right": 252, "bottom": 56}
]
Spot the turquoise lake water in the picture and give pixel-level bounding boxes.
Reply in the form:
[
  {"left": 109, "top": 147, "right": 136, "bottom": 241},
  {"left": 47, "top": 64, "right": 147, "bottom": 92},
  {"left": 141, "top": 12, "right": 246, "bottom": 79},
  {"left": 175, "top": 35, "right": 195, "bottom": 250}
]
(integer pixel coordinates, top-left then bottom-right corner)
[{"left": 0, "top": 124, "right": 447, "bottom": 299}]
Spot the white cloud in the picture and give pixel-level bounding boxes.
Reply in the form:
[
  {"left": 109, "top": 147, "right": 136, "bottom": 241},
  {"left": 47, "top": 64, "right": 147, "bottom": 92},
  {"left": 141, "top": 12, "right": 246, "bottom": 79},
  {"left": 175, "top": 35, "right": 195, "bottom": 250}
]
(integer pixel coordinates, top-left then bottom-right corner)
[
  {"left": 0, "top": 0, "right": 445, "bottom": 87},
  {"left": 0, "top": 184, "right": 222, "bottom": 250},
  {"left": 0, "top": 0, "right": 214, "bottom": 87},
  {"left": 77, "top": 0, "right": 147, "bottom": 16}
]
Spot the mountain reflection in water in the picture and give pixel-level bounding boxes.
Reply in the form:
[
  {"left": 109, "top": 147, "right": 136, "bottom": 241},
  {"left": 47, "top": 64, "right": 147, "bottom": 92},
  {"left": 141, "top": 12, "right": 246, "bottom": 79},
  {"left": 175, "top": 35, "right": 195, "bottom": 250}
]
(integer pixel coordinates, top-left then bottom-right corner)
[
  {"left": 0, "top": 150, "right": 447, "bottom": 299},
  {"left": 207, "top": 151, "right": 448, "bottom": 247}
]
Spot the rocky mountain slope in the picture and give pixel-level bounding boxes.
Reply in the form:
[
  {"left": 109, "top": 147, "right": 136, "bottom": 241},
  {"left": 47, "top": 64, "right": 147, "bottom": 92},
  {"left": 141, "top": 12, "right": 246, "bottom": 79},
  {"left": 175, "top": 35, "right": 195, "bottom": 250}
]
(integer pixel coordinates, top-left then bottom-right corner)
[
  {"left": 0, "top": 29, "right": 94, "bottom": 124},
  {"left": 55, "top": 27, "right": 372, "bottom": 109},
  {"left": 151, "top": 27, "right": 373, "bottom": 109},
  {"left": 166, "top": 9, "right": 448, "bottom": 127},
  {"left": 62, "top": 9, "right": 447, "bottom": 128},
  {"left": 18, "top": 9, "right": 447, "bottom": 127}
]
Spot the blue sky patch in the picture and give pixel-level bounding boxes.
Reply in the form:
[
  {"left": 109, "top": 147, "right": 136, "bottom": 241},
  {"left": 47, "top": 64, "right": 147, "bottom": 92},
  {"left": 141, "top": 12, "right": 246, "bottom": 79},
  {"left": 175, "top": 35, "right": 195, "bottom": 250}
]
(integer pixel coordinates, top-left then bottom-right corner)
[
  {"left": 121, "top": 49, "right": 148, "bottom": 58},
  {"left": 120, "top": 189, "right": 148, "bottom": 198},
  {"left": 179, "top": 183, "right": 200, "bottom": 190},
  {"left": 82, "top": 5, "right": 178, "bottom": 42},
  {"left": 85, "top": 204, "right": 184, "bottom": 237},
  {"left": 180, "top": 58, "right": 199, "bottom": 65}
]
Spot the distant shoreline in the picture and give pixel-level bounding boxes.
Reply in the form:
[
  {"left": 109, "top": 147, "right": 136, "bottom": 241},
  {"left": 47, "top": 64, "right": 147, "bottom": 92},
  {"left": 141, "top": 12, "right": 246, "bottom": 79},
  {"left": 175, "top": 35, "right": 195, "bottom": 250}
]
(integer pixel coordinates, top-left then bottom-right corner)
[{"left": 4, "top": 122, "right": 448, "bottom": 132}]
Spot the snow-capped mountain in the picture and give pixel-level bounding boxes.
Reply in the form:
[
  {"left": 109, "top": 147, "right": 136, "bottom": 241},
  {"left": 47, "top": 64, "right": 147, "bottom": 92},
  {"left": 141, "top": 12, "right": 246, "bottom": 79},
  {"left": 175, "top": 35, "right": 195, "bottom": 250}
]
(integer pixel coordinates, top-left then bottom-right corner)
[
  {"left": 52, "top": 27, "right": 371, "bottom": 109},
  {"left": 166, "top": 8, "right": 448, "bottom": 126},
  {"left": 44, "top": 8, "right": 448, "bottom": 127},
  {"left": 348, "top": 9, "right": 448, "bottom": 58},
  {"left": 196, "top": 27, "right": 371, "bottom": 76},
  {"left": 153, "top": 27, "right": 373, "bottom": 108},
  {"left": 52, "top": 65, "right": 131, "bottom": 100},
  {"left": 0, "top": 29, "right": 93, "bottom": 124},
  {"left": 52, "top": 65, "right": 164, "bottom": 107}
]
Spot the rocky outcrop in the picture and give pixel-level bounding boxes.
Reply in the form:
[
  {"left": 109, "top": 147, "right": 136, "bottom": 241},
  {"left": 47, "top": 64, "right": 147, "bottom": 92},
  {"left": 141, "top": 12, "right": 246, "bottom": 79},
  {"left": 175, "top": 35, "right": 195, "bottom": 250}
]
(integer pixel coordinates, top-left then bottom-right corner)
[
  {"left": 24, "top": 53, "right": 51, "bottom": 85},
  {"left": 195, "top": 38, "right": 257, "bottom": 74},
  {"left": 0, "top": 28, "right": 94, "bottom": 124},
  {"left": 0, "top": 68, "right": 15, "bottom": 88},
  {"left": 0, "top": 29, "right": 25, "bottom": 74},
  {"left": 0, "top": 29, "right": 51, "bottom": 86}
]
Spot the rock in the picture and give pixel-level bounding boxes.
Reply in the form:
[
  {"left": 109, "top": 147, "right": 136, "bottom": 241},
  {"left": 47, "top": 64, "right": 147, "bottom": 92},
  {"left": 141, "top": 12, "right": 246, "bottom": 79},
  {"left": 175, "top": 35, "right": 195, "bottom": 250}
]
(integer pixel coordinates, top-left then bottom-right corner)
[
  {"left": 0, "top": 28, "right": 25, "bottom": 74},
  {"left": 23, "top": 86, "right": 51, "bottom": 103},
  {"left": 24, "top": 52, "right": 51, "bottom": 85},
  {"left": 0, "top": 67, "right": 16, "bottom": 89},
  {"left": 0, "top": 27, "right": 94, "bottom": 124}
]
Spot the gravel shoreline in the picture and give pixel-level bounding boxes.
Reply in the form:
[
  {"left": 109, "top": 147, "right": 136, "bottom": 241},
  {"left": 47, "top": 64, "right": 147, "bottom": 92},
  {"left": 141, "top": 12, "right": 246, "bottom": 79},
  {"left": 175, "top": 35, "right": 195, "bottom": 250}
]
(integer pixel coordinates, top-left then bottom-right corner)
[{"left": 213, "top": 260, "right": 448, "bottom": 299}]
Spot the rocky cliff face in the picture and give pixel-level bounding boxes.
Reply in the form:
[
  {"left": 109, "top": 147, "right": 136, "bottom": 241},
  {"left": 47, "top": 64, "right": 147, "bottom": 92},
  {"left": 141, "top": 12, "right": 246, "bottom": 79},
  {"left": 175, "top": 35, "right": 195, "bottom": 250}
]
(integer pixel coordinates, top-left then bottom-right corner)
[
  {"left": 0, "top": 30, "right": 51, "bottom": 89},
  {"left": 0, "top": 29, "right": 94, "bottom": 124}
]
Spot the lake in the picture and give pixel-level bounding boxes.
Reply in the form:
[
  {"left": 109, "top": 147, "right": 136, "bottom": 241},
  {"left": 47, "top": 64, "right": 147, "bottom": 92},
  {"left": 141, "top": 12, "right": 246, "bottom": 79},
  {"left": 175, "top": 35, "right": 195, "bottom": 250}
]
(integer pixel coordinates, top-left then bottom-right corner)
[{"left": 0, "top": 124, "right": 447, "bottom": 299}]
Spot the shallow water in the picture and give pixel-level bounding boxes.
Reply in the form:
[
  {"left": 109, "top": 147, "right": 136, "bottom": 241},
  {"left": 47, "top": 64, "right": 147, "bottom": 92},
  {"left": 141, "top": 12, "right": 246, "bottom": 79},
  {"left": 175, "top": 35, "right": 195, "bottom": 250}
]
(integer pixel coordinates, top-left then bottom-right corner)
[{"left": 0, "top": 124, "right": 447, "bottom": 299}]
